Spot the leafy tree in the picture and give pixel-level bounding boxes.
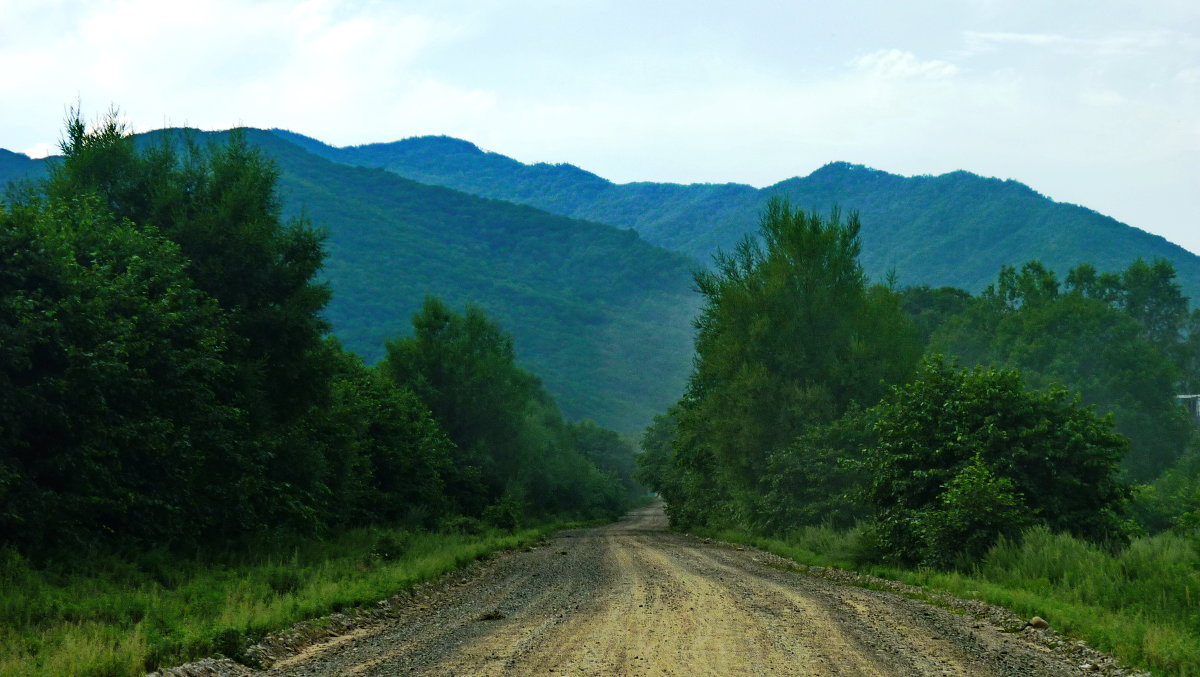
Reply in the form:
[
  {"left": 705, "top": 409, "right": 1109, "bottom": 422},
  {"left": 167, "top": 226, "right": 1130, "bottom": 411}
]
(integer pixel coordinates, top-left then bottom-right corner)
[
  {"left": 381, "top": 297, "right": 538, "bottom": 515},
  {"left": 0, "top": 196, "right": 239, "bottom": 549},
  {"left": 1117, "top": 258, "right": 1189, "bottom": 347},
  {"left": 672, "top": 199, "right": 921, "bottom": 526},
  {"left": 568, "top": 420, "right": 641, "bottom": 499},
  {"left": 634, "top": 411, "right": 678, "bottom": 497},
  {"left": 46, "top": 109, "right": 333, "bottom": 424},
  {"left": 40, "top": 110, "right": 338, "bottom": 532},
  {"left": 933, "top": 260, "right": 1191, "bottom": 480},
  {"left": 760, "top": 408, "right": 874, "bottom": 533},
  {"left": 1129, "top": 443, "right": 1200, "bottom": 533},
  {"left": 518, "top": 390, "right": 626, "bottom": 521},
  {"left": 381, "top": 297, "right": 631, "bottom": 521},
  {"left": 914, "top": 455, "right": 1030, "bottom": 569},
  {"left": 634, "top": 408, "right": 728, "bottom": 529},
  {"left": 299, "top": 342, "right": 453, "bottom": 527},
  {"left": 863, "top": 357, "right": 1131, "bottom": 567},
  {"left": 900, "top": 285, "right": 973, "bottom": 343}
]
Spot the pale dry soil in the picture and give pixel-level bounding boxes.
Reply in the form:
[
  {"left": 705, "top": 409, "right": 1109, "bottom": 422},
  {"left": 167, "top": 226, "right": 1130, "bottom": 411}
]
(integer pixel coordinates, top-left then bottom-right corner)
[{"left": 178, "top": 504, "right": 1135, "bottom": 677}]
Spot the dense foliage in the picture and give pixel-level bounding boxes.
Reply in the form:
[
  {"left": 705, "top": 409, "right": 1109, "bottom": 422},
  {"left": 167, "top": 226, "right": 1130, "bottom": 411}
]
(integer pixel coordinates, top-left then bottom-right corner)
[
  {"left": 380, "top": 297, "right": 628, "bottom": 521},
  {"left": 0, "top": 196, "right": 236, "bottom": 549},
  {"left": 930, "top": 260, "right": 1193, "bottom": 480},
  {"left": 0, "top": 111, "right": 638, "bottom": 557},
  {"left": 864, "top": 357, "right": 1131, "bottom": 568},
  {"left": 638, "top": 199, "right": 1189, "bottom": 570},
  {"left": 1, "top": 128, "right": 699, "bottom": 435},
  {"left": 653, "top": 200, "right": 922, "bottom": 531}
]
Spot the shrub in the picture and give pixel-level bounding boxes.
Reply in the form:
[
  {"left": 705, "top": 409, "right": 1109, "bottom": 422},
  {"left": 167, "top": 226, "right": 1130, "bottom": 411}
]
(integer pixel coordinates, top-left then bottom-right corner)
[
  {"left": 864, "top": 356, "right": 1131, "bottom": 567},
  {"left": 371, "top": 531, "right": 413, "bottom": 561}
]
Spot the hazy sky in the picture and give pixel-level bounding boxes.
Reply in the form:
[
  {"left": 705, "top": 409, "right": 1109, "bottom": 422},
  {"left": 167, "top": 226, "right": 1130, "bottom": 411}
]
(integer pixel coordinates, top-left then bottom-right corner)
[{"left": 3, "top": 0, "right": 1198, "bottom": 252}]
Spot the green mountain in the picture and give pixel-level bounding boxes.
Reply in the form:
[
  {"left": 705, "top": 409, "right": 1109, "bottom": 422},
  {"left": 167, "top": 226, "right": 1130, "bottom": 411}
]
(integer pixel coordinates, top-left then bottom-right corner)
[
  {"left": 292, "top": 132, "right": 1200, "bottom": 301},
  {"left": 10, "top": 127, "right": 1199, "bottom": 431},
  {"left": 0, "top": 148, "right": 47, "bottom": 190},
  {"left": 0, "top": 133, "right": 699, "bottom": 434}
]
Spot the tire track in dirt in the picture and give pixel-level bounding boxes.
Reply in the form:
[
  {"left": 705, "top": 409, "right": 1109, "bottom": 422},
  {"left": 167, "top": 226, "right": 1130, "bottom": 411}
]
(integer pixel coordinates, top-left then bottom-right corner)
[{"left": 260, "top": 505, "right": 1114, "bottom": 677}]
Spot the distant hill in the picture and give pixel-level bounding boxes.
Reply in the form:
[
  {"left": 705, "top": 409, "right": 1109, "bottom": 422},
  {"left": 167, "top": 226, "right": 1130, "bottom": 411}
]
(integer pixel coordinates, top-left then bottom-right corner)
[
  {"left": 10, "top": 126, "right": 1200, "bottom": 430},
  {"left": 290, "top": 132, "right": 1200, "bottom": 301},
  {"left": 0, "top": 148, "right": 47, "bottom": 190},
  {"left": 0, "top": 132, "right": 699, "bottom": 434}
]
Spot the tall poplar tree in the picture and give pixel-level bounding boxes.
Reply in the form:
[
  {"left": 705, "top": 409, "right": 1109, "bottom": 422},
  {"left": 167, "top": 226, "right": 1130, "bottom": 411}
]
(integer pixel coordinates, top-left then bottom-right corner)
[{"left": 671, "top": 199, "right": 921, "bottom": 527}]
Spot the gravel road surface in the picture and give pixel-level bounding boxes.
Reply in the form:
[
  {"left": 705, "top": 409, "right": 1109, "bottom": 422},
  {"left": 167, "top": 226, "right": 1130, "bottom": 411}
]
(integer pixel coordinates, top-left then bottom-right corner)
[{"left": 225, "top": 504, "right": 1129, "bottom": 677}]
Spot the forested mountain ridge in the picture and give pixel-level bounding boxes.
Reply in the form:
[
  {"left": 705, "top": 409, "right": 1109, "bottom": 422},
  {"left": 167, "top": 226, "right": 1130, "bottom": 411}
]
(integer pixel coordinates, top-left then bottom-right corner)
[
  {"left": 8, "top": 127, "right": 1200, "bottom": 431},
  {"left": 268, "top": 129, "right": 760, "bottom": 255},
  {"left": 0, "top": 131, "right": 699, "bottom": 434},
  {"left": 283, "top": 131, "right": 1200, "bottom": 302},
  {"left": 0, "top": 148, "right": 44, "bottom": 187}
]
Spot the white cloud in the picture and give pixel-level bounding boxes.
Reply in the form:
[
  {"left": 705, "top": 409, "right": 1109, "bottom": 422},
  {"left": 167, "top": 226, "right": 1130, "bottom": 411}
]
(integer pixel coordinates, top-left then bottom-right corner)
[
  {"left": 0, "top": 0, "right": 473, "bottom": 145},
  {"left": 21, "top": 142, "right": 57, "bottom": 159},
  {"left": 963, "top": 30, "right": 1181, "bottom": 56},
  {"left": 851, "top": 49, "right": 961, "bottom": 80}
]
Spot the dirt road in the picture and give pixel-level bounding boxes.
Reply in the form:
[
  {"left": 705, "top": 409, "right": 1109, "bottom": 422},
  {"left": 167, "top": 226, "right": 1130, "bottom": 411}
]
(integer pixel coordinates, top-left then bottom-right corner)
[{"left": 258, "top": 505, "right": 1117, "bottom": 676}]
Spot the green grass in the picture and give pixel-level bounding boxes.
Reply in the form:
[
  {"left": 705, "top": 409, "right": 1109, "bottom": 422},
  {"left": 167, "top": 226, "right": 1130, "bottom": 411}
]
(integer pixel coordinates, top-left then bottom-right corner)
[
  {"left": 699, "top": 525, "right": 1200, "bottom": 677},
  {"left": 0, "top": 522, "right": 579, "bottom": 677}
]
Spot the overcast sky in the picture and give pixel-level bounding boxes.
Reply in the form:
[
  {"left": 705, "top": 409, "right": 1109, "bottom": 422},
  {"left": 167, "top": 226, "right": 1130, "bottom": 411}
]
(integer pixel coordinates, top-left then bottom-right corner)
[{"left": 3, "top": 0, "right": 1198, "bottom": 252}]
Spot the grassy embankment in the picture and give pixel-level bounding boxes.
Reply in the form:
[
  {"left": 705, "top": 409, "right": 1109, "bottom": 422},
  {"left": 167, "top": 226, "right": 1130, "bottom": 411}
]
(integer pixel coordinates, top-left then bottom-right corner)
[
  {"left": 0, "top": 521, "right": 584, "bottom": 677},
  {"left": 703, "top": 525, "right": 1200, "bottom": 677}
]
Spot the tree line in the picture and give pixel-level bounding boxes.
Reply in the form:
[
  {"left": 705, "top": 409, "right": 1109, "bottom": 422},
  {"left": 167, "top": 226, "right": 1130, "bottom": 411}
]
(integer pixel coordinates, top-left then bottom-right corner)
[
  {"left": 0, "top": 111, "right": 639, "bottom": 556},
  {"left": 638, "top": 198, "right": 1200, "bottom": 568}
]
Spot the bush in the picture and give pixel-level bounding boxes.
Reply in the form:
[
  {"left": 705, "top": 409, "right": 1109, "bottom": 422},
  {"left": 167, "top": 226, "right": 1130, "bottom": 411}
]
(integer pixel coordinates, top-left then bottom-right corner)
[
  {"left": 438, "top": 515, "right": 484, "bottom": 535},
  {"left": 264, "top": 566, "right": 302, "bottom": 595},
  {"left": 864, "top": 356, "right": 1131, "bottom": 567},
  {"left": 913, "top": 455, "right": 1030, "bottom": 568},
  {"left": 371, "top": 531, "right": 413, "bottom": 561},
  {"left": 483, "top": 488, "right": 527, "bottom": 531}
]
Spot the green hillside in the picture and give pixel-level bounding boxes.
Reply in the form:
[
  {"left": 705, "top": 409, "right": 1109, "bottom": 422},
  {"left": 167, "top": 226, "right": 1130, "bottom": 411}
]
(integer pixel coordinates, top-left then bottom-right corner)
[
  {"left": 0, "top": 133, "right": 699, "bottom": 433},
  {"left": 271, "top": 130, "right": 760, "bottom": 255},
  {"left": 301, "top": 133, "right": 1200, "bottom": 301},
  {"left": 0, "top": 148, "right": 47, "bottom": 190},
  {"left": 10, "top": 127, "right": 1199, "bottom": 430}
]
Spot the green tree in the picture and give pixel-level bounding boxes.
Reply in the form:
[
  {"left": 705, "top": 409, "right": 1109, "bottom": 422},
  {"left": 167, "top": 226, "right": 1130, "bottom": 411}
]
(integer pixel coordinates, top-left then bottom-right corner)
[
  {"left": 41, "top": 109, "right": 337, "bottom": 533},
  {"left": 0, "top": 196, "right": 239, "bottom": 549},
  {"left": 900, "top": 285, "right": 973, "bottom": 343},
  {"left": 863, "top": 357, "right": 1131, "bottom": 567},
  {"left": 673, "top": 199, "right": 921, "bottom": 526},
  {"left": 381, "top": 297, "right": 539, "bottom": 515},
  {"left": 301, "top": 343, "right": 452, "bottom": 527},
  {"left": 1116, "top": 258, "right": 1188, "bottom": 347},
  {"left": 761, "top": 407, "right": 874, "bottom": 532},
  {"left": 634, "top": 411, "right": 678, "bottom": 497},
  {"left": 379, "top": 297, "right": 632, "bottom": 522},
  {"left": 46, "top": 111, "right": 332, "bottom": 423},
  {"left": 933, "top": 261, "right": 1190, "bottom": 480},
  {"left": 568, "top": 420, "right": 640, "bottom": 499},
  {"left": 1129, "top": 443, "right": 1200, "bottom": 533}
]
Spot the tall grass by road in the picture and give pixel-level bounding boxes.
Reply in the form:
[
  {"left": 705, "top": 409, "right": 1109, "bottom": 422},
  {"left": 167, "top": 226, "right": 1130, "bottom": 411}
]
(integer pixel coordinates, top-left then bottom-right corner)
[
  {"left": 0, "top": 523, "right": 574, "bottom": 677},
  {"left": 708, "top": 524, "right": 1200, "bottom": 677}
]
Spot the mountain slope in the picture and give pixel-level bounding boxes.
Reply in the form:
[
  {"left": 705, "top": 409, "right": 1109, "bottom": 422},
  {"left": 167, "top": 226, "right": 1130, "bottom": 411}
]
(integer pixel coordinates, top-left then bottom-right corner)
[
  {"left": 270, "top": 130, "right": 760, "bottom": 255},
  {"left": 228, "top": 129, "right": 700, "bottom": 434},
  {"left": 298, "top": 133, "right": 1200, "bottom": 301},
  {"left": 0, "top": 133, "right": 699, "bottom": 433},
  {"left": 0, "top": 148, "right": 47, "bottom": 191}
]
